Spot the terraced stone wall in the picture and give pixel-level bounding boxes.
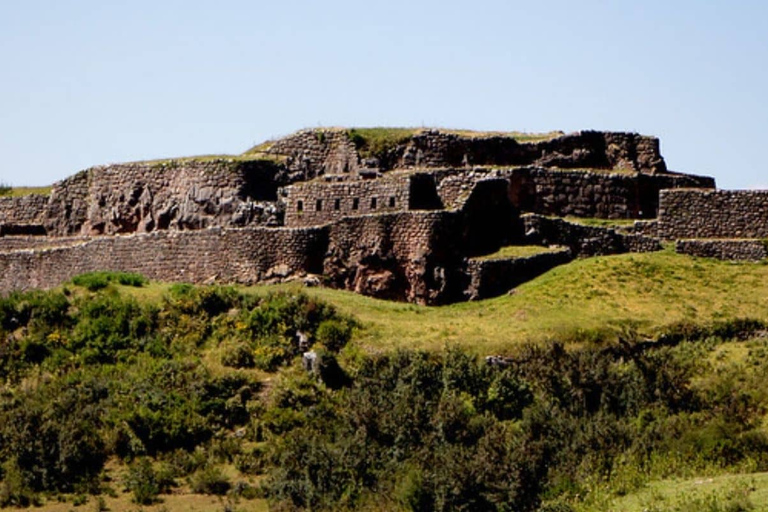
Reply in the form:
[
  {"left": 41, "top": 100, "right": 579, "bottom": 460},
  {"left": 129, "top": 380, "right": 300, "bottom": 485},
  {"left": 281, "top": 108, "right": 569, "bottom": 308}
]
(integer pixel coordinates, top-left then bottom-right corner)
[
  {"left": 658, "top": 189, "right": 768, "bottom": 239},
  {"left": 0, "top": 227, "right": 328, "bottom": 292}
]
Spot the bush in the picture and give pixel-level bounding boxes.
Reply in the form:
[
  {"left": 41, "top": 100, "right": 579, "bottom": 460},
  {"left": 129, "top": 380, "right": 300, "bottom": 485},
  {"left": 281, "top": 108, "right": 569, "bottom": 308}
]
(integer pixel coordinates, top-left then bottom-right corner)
[
  {"left": 0, "top": 376, "right": 108, "bottom": 493},
  {"left": 124, "top": 458, "right": 160, "bottom": 505},
  {"left": 72, "top": 271, "right": 148, "bottom": 291},
  {"left": 221, "top": 341, "right": 255, "bottom": 369},
  {"left": 190, "top": 465, "right": 231, "bottom": 495},
  {"left": 315, "top": 318, "right": 353, "bottom": 352}
]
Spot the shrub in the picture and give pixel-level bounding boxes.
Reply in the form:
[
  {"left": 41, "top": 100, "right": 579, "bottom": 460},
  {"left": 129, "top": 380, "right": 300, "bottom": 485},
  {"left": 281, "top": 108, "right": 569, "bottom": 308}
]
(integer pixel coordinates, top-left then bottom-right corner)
[
  {"left": 72, "top": 271, "right": 148, "bottom": 291},
  {"left": 124, "top": 458, "right": 160, "bottom": 505},
  {"left": 0, "top": 376, "right": 108, "bottom": 493},
  {"left": 315, "top": 318, "right": 353, "bottom": 352},
  {"left": 190, "top": 465, "right": 231, "bottom": 495},
  {"left": 220, "top": 341, "right": 255, "bottom": 369}
]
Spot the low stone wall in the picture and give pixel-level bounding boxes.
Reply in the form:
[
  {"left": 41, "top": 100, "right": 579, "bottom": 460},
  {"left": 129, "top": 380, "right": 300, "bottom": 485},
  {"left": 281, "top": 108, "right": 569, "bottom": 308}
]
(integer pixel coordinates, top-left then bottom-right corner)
[
  {"left": 522, "top": 214, "right": 663, "bottom": 257},
  {"left": 676, "top": 239, "right": 768, "bottom": 261},
  {"left": 658, "top": 189, "right": 768, "bottom": 240},
  {"left": 0, "top": 210, "right": 468, "bottom": 305},
  {"left": 282, "top": 175, "right": 411, "bottom": 227},
  {"left": 0, "top": 235, "right": 90, "bottom": 251},
  {"left": 0, "top": 227, "right": 328, "bottom": 292},
  {"left": 465, "top": 248, "right": 573, "bottom": 300}
]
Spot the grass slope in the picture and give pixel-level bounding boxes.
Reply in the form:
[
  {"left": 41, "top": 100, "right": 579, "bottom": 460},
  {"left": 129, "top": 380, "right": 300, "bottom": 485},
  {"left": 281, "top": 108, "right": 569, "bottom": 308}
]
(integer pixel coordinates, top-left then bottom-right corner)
[
  {"left": 2, "top": 186, "right": 53, "bottom": 197},
  {"left": 120, "top": 248, "right": 768, "bottom": 355},
  {"left": 600, "top": 472, "right": 768, "bottom": 512}
]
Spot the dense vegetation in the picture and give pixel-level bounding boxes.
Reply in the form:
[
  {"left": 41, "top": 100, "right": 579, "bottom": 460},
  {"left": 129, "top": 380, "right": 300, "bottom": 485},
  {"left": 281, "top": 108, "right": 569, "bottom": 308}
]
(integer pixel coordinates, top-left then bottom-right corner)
[
  {"left": 0, "top": 277, "right": 355, "bottom": 508},
  {"left": 2, "top": 271, "right": 768, "bottom": 510}
]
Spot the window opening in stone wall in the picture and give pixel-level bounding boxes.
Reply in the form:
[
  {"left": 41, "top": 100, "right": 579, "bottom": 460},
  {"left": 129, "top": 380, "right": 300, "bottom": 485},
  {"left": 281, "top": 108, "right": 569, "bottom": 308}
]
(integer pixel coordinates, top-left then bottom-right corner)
[
  {"left": 334, "top": 198, "right": 340, "bottom": 210},
  {"left": 352, "top": 198, "right": 359, "bottom": 210},
  {"left": 389, "top": 197, "right": 396, "bottom": 208},
  {"left": 316, "top": 199, "right": 322, "bottom": 211},
  {"left": 297, "top": 200, "right": 304, "bottom": 212},
  {"left": 371, "top": 197, "right": 377, "bottom": 210}
]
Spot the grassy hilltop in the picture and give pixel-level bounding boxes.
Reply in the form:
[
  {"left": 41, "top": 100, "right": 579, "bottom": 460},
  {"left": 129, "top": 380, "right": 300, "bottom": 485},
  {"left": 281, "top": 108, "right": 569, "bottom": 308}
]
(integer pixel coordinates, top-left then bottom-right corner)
[{"left": 3, "top": 250, "right": 768, "bottom": 511}]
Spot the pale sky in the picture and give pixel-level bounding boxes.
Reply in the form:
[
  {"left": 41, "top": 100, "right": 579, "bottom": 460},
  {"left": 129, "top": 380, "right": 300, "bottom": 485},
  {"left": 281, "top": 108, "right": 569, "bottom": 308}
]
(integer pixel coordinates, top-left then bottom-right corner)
[{"left": 1, "top": 0, "right": 766, "bottom": 189}]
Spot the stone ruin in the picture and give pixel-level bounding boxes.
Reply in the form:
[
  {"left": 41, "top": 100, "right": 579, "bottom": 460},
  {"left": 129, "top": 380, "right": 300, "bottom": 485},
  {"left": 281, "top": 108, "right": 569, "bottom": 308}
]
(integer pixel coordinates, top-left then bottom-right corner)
[{"left": 0, "top": 126, "right": 758, "bottom": 304}]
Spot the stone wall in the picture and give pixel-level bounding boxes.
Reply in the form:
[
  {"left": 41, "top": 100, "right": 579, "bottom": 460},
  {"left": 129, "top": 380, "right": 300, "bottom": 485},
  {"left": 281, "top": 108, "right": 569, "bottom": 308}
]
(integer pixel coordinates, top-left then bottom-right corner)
[
  {"left": 0, "top": 211, "right": 466, "bottom": 305},
  {"left": 657, "top": 189, "right": 768, "bottom": 239},
  {"left": 0, "top": 235, "right": 90, "bottom": 251},
  {"left": 40, "top": 159, "right": 282, "bottom": 236},
  {"left": 465, "top": 248, "right": 573, "bottom": 301},
  {"left": 676, "top": 239, "right": 768, "bottom": 261},
  {"left": 264, "top": 128, "right": 673, "bottom": 178},
  {"left": 324, "top": 211, "right": 464, "bottom": 304},
  {"left": 429, "top": 166, "right": 714, "bottom": 220},
  {"left": 507, "top": 167, "right": 715, "bottom": 219},
  {"left": 0, "top": 194, "right": 49, "bottom": 235},
  {"left": 522, "top": 214, "right": 663, "bottom": 257},
  {"left": 266, "top": 129, "right": 361, "bottom": 179},
  {"left": 282, "top": 175, "right": 411, "bottom": 227},
  {"left": 0, "top": 226, "right": 328, "bottom": 292},
  {"left": 392, "top": 130, "right": 669, "bottom": 173},
  {"left": 0, "top": 194, "right": 48, "bottom": 225}
]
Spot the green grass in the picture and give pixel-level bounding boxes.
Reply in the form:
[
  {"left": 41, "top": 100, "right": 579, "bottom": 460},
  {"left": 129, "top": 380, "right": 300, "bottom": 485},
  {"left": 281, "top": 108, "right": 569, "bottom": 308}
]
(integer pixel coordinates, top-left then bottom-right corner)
[
  {"left": 25, "top": 488, "right": 269, "bottom": 512},
  {"left": 119, "top": 249, "right": 768, "bottom": 355},
  {"left": 346, "top": 127, "right": 421, "bottom": 158},
  {"left": 472, "top": 244, "right": 563, "bottom": 261},
  {"left": 243, "top": 139, "right": 276, "bottom": 155},
  {"left": 589, "top": 472, "right": 768, "bottom": 512},
  {"left": 440, "top": 128, "right": 565, "bottom": 143},
  {"left": 564, "top": 216, "right": 639, "bottom": 228},
  {"left": 548, "top": 166, "right": 638, "bottom": 175},
  {"left": 345, "top": 128, "right": 565, "bottom": 157},
  {"left": 1, "top": 186, "right": 53, "bottom": 197},
  {"left": 127, "top": 153, "right": 284, "bottom": 166}
]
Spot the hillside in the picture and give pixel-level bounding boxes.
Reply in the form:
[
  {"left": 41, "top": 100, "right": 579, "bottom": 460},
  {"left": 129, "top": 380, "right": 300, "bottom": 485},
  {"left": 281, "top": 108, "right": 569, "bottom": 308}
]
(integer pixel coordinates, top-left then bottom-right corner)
[
  {"left": 241, "top": 248, "right": 768, "bottom": 354},
  {"left": 3, "top": 251, "right": 768, "bottom": 511},
  {"left": 3, "top": 125, "right": 768, "bottom": 510}
]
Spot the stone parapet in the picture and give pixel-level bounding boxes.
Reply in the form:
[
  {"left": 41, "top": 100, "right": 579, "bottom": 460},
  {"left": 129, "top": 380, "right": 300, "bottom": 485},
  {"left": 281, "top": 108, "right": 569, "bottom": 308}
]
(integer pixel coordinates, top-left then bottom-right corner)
[
  {"left": 464, "top": 248, "right": 573, "bottom": 300},
  {"left": 522, "top": 214, "right": 663, "bottom": 257},
  {"left": 658, "top": 189, "right": 768, "bottom": 240},
  {"left": 676, "top": 239, "right": 768, "bottom": 261}
]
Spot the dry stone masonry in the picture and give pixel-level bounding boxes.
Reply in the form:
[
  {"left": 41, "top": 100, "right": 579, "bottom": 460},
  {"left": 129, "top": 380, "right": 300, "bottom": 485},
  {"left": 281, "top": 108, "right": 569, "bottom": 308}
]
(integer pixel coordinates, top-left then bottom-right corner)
[{"left": 1, "top": 126, "right": 760, "bottom": 303}]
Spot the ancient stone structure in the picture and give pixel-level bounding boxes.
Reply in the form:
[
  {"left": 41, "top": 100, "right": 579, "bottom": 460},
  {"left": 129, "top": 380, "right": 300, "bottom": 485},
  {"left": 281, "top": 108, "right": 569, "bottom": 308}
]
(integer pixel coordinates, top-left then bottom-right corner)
[
  {"left": 675, "top": 239, "right": 768, "bottom": 262},
  {"left": 1, "top": 126, "right": 758, "bottom": 304},
  {"left": 657, "top": 189, "right": 768, "bottom": 239}
]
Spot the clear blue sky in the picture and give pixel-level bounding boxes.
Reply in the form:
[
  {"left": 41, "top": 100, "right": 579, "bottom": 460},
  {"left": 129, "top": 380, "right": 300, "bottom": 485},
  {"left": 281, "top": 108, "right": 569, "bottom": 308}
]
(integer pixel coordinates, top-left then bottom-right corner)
[{"left": 1, "top": 0, "right": 766, "bottom": 189}]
